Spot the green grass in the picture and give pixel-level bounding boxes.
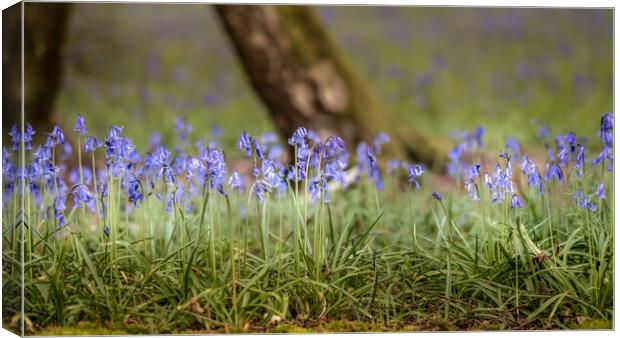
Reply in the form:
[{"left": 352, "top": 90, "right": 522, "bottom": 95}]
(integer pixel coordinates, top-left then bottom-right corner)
[{"left": 3, "top": 5, "right": 613, "bottom": 334}]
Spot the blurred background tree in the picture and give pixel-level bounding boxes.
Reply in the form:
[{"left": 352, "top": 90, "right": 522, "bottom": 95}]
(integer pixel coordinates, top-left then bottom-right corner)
[{"left": 2, "top": 4, "right": 612, "bottom": 168}]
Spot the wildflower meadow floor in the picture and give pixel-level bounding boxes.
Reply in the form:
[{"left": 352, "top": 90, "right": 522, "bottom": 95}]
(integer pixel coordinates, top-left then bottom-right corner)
[{"left": 2, "top": 113, "right": 614, "bottom": 333}]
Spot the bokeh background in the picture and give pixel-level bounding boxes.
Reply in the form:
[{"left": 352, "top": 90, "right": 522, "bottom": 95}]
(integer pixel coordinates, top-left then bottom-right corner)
[{"left": 53, "top": 5, "right": 612, "bottom": 155}]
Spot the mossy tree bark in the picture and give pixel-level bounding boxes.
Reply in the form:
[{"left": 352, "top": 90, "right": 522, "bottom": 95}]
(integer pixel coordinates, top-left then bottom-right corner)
[
  {"left": 215, "top": 5, "right": 449, "bottom": 170},
  {"left": 2, "top": 3, "right": 72, "bottom": 141}
]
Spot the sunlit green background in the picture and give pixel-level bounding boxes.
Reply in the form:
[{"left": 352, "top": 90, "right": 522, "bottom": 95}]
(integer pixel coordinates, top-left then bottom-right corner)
[{"left": 53, "top": 5, "right": 612, "bottom": 154}]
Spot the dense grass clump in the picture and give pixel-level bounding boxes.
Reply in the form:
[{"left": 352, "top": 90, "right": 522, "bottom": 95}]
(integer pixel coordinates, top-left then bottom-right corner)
[{"left": 2, "top": 113, "right": 613, "bottom": 333}]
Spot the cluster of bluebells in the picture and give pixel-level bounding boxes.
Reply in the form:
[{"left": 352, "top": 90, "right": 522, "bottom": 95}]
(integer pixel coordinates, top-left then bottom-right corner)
[
  {"left": 447, "top": 127, "right": 484, "bottom": 178},
  {"left": 2, "top": 112, "right": 613, "bottom": 236}
]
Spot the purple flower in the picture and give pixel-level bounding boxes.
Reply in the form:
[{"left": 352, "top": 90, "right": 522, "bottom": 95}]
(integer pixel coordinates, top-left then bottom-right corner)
[
  {"left": 84, "top": 136, "right": 102, "bottom": 153},
  {"left": 575, "top": 145, "right": 585, "bottom": 179},
  {"left": 202, "top": 148, "right": 227, "bottom": 195},
  {"left": 48, "top": 125, "right": 65, "bottom": 147},
  {"left": 288, "top": 127, "right": 308, "bottom": 148},
  {"left": 465, "top": 178, "right": 479, "bottom": 202},
  {"left": 128, "top": 180, "right": 144, "bottom": 206},
  {"left": 73, "top": 115, "right": 87, "bottom": 136},
  {"left": 544, "top": 163, "right": 563, "bottom": 182},
  {"left": 54, "top": 196, "right": 67, "bottom": 227},
  {"left": 468, "top": 163, "right": 481, "bottom": 180},
  {"left": 407, "top": 164, "right": 425, "bottom": 191},
  {"left": 70, "top": 184, "right": 95, "bottom": 208},
  {"left": 325, "top": 136, "right": 346, "bottom": 156},
  {"left": 510, "top": 194, "right": 524, "bottom": 209},
  {"left": 573, "top": 189, "right": 597, "bottom": 212},
  {"left": 9, "top": 125, "right": 20, "bottom": 150},
  {"left": 595, "top": 182, "right": 605, "bottom": 200},
  {"left": 24, "top": 124, "right": 35, "bottom": 150},
  {"left": 432, "top": 191, "right": 443, "bottom": 201},
  {"left": 227, "top": 171, "right": 244, "bottom": 192},
  {"left": 367, "top": 148, "right": 383, "bottom": 190},
  {"left": 237, "top": 131, "right": 253, "bottom": 157},
  {"left": 593, "top": 113, "right": 614, "bottom": 172}
]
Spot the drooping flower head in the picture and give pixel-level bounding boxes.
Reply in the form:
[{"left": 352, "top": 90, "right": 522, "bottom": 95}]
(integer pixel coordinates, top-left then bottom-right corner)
[
  {"left": 510, "top": 194, "right": 524, "bottom": 209},
  {"left": 73, "top": 115, "right": 87, "bottom": 136},
  {"left": 227, "top": 171, "right": 244, "bottom": 193},
  {"left": 47, "top": 125, "right": 65, "bottom": 148},
  {"left": 24, "top": 124, "right": 35, "bottom": 150},
  {"left": 9, "top": 125, "right": 20, "bottom": 150},
  {"left": 84, "top": 136, "right": 102, "bottom": 153},
  {"left": 70, "top": 184, "right": 95, "bottom": 208},
  {"left": 128, "top": 179, "right": 144, "bottom": 206},
  {"left": 237, "top": 131, "right": 253, "bottom": 157},
  {"left": 407, "top": 164, "right": 425, "bottom": 191},
  {"left": 593, "top": 113, "right": 614, "bottom": 172},
  {"left": 432, "top": 191, "right": 443, "bottom": 201}
]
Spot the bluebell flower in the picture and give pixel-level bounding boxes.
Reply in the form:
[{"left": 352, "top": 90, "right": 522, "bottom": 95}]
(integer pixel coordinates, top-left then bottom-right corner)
[
  {"left": 24, "top": 124, "right": 35, "bottom": 150},
  {"left": 252, "top": 138, "right": 264, "bottom": 160},
  {"left": 324, "top": 158, "right": 346, "bottom": 184},
  {"left": 573, "top": 189, "right": 597, "bottom": 211},
  {"left": 73, "top": 115, "right": 87, "bottom": 136},
  {"left": 237, "top": 131, "right": 253, "bottom": 157},
  {"left": 484, "top": 172, "right": 492, "bottom": 189},
  {"left": 367, "top": 148, "right": 383, "bottom": 190},
  {"left": 468, "top": 163, "right": 481, "bottom": 179},
  {"left": 227, "top": 171, "right": 244, "bottom": 192},
  {"left": 128, "top": 180, "right": 144, "bottom": 206},
  {"left": 203, "top": 148, "right": 227, "bottom": 195},
  {"left": 9, "top": 125, "right": 20, "bottom": 150},
  {"left": 510, "top": 194, "right": 524, "bottom": 209},
  {"left": 103, "top": 225, "right": 110, "bottom": 238},
  {"left": 595, "top": 182, "right": 605, "bottom": 200},
  {"left": 575, "top": 145, "right": 585, "bottom": 179},
  {"left": 593, "top": 113, "right": 614, "bottom": 172},
  {"left": 544, "top": 163, "right": 563, "bottom": 182},
  {"left": 84, "top": 136, "right": 102, "bottom": 153},
  {"left": 54, "top": 196, "right": 67, "bottom": 227},
  {"left": 465, "top": 178, "right": 479, "bottom": 202},
  {"left": 288, "top": 127, "right": 308, "bottom": 148},
  {"left": 48, "top": 125, "right": 65, "bottom": 147},
  {"left": 325, "top": 136, "right": 346, "bottom": 156},
  {"left": 407, "top": 164, "right": 425, "bottom": 191},
  {"left": 520, "top": 155, "right": 543, "bottom": 195},
  {"left": 308, "top": 177, "right": 322, "bottom": 204},
  {"left": 70, "top": 184, "right": 95, "bottom": 208},
  {"left": 432, "top": 191, "right": 443, "bottom": 201}
]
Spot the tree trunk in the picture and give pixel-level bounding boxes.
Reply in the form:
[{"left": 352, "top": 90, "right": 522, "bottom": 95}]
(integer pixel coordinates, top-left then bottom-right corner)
[
  {"left": 2, "top": 3, "right": 72, "bottom": 141},
  {"left": 214, "top": 5, "right": 449, "bottom": 170}
]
